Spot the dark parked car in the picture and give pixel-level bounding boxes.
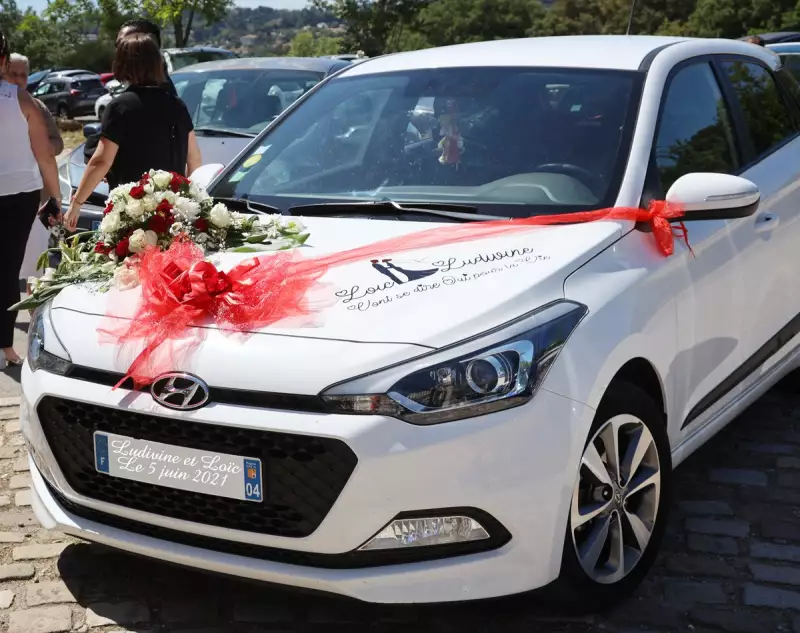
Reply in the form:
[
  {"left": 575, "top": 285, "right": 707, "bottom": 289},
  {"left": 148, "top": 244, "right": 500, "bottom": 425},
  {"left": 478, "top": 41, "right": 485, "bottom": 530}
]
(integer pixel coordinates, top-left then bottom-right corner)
[
  {"left": 32, "top": 74, "right": 106, "bottom": 119},
  {"left": 26, "top": 67, "right": 67, "bottom": 93}
]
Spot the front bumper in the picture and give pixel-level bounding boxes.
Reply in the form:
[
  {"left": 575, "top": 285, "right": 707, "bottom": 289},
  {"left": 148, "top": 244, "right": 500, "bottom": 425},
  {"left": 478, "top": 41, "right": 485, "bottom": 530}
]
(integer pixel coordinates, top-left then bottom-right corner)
[{"left": 22, "top": 364, "right": 595, "bottom": 603}]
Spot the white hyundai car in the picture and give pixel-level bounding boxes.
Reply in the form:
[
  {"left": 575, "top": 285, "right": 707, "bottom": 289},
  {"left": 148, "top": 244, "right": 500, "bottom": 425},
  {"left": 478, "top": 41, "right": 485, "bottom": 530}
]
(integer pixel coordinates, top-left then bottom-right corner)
[{"left": 21, "top": 35, "right": 800, "bottom": 609}]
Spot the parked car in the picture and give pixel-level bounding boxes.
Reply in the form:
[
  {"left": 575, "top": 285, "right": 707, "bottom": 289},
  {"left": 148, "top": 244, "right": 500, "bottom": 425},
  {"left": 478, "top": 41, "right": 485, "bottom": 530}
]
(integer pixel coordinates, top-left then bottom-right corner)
[
  {"left": 741, "top": 32, "right": 800, "bottom": 44},
  {"left": 94, "top": 79, "right": 125, "bottom": 119},
  {"left": 32, "top": 35, "right": 795, "bottom": 609},
  {"left": 61, "top": 56, "right": 353, "bottom": 232},
  {"left": 98, "top": 72, "right": 115, "bottom": 85},
  {"left": 32, "top": 73, "right": 106, "bottom": 119},
  {"left": 26, "top": 68, "right": 59, "bottom": 93},
  {"left": 47, "top": 69, "right": 98, "bottom": 79},
  {"left": 162, "top": 47, "right": 237, "bottom": 73},
  {"left": 767, "top": 42, "right": 800, "bottom": 84}
]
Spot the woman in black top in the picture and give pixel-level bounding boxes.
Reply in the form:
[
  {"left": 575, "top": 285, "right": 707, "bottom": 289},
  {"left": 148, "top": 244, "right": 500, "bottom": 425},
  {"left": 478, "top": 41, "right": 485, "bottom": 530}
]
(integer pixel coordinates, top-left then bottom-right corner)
[{"left": 64, "top": 33, "right": 201, "bottom": 231}]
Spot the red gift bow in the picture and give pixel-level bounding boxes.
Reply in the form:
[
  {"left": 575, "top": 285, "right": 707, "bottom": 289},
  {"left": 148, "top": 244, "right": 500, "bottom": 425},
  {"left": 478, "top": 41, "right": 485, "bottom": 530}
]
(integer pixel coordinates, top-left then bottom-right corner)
[{"left": 102, "top": 200, "right": 688, "bottom": 387}]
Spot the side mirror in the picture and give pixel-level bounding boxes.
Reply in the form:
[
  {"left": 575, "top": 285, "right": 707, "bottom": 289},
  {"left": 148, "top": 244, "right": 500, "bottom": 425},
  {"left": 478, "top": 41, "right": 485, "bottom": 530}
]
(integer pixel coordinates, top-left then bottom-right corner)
[
  {"left": 189, "top": 163, "right": 225, "bottom": 190},
  {"left": 82, "top": 122, "right": 101, "bottom": 139},
  {"left": 666, "top": 173, "right": 760, "bottom": 221}
]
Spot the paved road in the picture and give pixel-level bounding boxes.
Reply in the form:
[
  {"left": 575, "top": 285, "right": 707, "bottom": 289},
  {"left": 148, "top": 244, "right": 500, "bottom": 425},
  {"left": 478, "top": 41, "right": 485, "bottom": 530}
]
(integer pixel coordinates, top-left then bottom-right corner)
[{"left": 1, "top": 375, "right": 800, "bottom": 631}]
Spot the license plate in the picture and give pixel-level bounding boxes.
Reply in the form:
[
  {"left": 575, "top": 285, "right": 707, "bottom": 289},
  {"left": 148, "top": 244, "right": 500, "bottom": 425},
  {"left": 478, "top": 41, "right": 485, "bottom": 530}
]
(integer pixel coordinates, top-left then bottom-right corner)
[
  {"left": 91, "top": 220, "right": 101, "bottom": 231},
  {"left": 93, "top": 431, "right": 263, "bottom": 502}
]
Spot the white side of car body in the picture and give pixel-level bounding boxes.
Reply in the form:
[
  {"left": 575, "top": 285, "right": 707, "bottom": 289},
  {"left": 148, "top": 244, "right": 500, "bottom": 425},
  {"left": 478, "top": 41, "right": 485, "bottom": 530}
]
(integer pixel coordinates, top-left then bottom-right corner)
[{"left": 22, "top": 36, "right": 800, "bottom": 604}]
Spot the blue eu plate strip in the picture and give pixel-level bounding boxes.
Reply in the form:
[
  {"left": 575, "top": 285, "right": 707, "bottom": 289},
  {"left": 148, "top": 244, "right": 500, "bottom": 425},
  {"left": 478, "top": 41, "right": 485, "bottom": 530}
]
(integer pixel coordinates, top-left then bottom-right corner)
[
  {"left": 94, "top": 433, "right": 110, "bottom": 473},
  {"left": 243, "top": 459, "right": 262, "bottom": 502}
]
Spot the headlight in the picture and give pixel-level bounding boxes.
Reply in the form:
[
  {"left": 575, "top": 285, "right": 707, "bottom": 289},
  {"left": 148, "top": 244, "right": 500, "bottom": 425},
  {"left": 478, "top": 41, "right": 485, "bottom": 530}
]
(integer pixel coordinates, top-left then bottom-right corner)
[
  {"left": 58, "top": 159, "right": 72, "bottom": 207},
  {"left": 322, "top": 300, "right": 587, "bottom": 424},
  {"left": 28, "top": 303, "right": 71, "bottom": 375}
]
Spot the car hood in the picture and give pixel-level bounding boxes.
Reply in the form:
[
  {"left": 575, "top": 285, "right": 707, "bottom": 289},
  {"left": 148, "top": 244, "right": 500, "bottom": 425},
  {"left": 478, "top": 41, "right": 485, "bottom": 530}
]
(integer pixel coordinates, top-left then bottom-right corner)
[
  {"left": 66, "top": 135, "right": 250, "bottom": 201},
  {"left": 53, "top": 214, "right": 622, "bottom": 329}
]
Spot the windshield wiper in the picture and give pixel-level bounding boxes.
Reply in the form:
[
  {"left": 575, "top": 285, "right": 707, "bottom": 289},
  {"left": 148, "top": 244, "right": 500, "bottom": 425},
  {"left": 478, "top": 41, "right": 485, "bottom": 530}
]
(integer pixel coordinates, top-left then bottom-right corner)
[
  {"left": 213, "top": 197, "right": 281, "bottom": 215},
  {"left": 288, "top": 199, "right": 507, "bottom": 222},
  {"left": 194, "top": 126, "right": 256, "bottom": 138}
]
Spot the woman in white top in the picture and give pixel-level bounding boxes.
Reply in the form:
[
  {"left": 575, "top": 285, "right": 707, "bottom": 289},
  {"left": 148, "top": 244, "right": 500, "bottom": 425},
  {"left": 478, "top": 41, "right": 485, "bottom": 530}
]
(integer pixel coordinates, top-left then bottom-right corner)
[{"left": 0, "top": 30, "right": 60, "bottom": 366}]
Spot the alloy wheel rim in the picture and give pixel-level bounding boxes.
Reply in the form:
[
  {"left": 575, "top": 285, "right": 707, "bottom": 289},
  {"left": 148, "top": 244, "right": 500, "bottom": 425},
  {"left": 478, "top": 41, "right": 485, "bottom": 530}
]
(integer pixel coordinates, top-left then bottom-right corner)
[{"left": 570, "top": 414, "right": 661, "bottom": 584}]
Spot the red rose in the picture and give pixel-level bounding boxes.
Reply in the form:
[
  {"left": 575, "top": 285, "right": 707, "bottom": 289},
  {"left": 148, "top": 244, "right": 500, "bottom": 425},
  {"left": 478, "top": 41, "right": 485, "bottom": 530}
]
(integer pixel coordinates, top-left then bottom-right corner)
[
  {"left": 141, "top": 173, "right": 150, "bottom": 182},
  {"left": 103, "top": 202, "right": 113, "bottom": 216},
  {"left": 169, "top": 172, "right": 189, "bottom": 193},
  {"left": 129, "top": 185, "right": 145, "bottom": 199},
  {"left": 115, "top": 238, "right": 129, "bottom": 257},
  {"left": 156, "top": 199, "right": 172, "bottom": 214},
  {"left": 194, "top": 218, "right": 209, "bottom": 232},
  {"left": 94, "top": 242, "right": 111, "bottom": 254},
  {"left": 148, "top": 214, "right": 170, "bottom": 233}
]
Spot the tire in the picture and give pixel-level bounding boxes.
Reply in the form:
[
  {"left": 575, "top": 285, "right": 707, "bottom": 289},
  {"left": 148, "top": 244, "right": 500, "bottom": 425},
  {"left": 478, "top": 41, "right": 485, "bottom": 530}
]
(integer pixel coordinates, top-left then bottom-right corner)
[
  {"left": 56, "top": 104, "right": 70, "bottom": 120},
  {"left": 544, "top": 381, "right": 672, "bottom": 613}
]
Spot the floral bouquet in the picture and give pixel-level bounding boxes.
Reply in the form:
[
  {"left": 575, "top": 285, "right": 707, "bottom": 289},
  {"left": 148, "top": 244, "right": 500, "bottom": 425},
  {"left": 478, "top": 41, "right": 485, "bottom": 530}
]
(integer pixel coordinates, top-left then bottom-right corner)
[{"left": 14, "top": 170, "right": 309, "bottom": 311}]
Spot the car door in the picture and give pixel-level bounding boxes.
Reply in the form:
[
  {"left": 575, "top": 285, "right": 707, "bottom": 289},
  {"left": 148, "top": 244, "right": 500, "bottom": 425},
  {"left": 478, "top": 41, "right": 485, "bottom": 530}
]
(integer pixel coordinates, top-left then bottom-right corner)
[
  {"left": 715, "top": 57, "right": 800, "bottom": 390},
  {"left": 648, "top": 60, "right": 753, "bottom": 436}
]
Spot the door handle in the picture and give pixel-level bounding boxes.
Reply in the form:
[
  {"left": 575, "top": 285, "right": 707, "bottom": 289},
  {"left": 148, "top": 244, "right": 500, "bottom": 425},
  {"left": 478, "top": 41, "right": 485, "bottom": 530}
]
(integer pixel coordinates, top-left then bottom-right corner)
[{"left": 755, "top": 212, "right": 780, "bottom": 233}]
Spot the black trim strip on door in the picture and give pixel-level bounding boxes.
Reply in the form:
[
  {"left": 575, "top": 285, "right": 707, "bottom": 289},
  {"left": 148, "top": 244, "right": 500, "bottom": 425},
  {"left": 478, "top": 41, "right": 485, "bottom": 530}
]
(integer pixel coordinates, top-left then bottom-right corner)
[{"left": 682, "top": 311, "right": 800, "bottom": 429}]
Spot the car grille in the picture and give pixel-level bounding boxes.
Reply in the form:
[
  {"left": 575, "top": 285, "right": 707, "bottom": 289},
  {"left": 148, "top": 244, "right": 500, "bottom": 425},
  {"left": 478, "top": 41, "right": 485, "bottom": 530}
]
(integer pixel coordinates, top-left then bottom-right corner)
[{"left": 37, "top": 396, "right": 357, "bottom": 538}]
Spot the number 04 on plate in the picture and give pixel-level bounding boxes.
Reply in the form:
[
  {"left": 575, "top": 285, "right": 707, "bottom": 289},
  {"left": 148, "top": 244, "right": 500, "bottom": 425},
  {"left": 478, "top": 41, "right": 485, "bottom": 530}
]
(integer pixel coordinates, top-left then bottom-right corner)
[{"left": 93, "top": 431, "right": 263, "bottom": 503}]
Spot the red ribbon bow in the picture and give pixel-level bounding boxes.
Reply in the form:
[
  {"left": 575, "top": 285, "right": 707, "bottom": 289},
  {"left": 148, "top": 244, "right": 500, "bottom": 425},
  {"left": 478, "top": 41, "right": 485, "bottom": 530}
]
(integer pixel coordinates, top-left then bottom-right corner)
[{"left": 102, "top": 200, "right": 688, "bottom": 387}]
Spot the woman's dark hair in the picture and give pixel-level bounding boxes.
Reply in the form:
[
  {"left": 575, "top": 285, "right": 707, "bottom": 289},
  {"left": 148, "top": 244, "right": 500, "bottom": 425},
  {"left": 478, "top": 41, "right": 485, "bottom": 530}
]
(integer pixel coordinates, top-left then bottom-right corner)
[
  {"left": 113, "top": 32, "right": 166, "bottom": 86},
  {"left": 117, "top": 19, "right": 162, "bottom": 48}
]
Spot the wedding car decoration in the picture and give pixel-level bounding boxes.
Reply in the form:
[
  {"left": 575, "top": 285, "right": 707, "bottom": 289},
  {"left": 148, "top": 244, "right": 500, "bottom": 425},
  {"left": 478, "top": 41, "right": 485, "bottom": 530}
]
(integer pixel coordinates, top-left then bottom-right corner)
[
  {"left": 14, "top": 170, "right": 310, "bottom": 311},
  {"left": 102, "top": 199, "right": 689, "bottom": 388}
]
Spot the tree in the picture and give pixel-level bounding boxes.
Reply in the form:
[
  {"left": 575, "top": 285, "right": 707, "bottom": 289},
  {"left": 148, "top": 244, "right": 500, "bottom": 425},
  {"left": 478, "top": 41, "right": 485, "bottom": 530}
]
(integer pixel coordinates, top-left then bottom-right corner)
[
  {"left": 686, "top": 0, "right": 798, "bottom": 39},
  {"left": 417, "top": 0, "right": 545, "bottom": 48},
  {"left": 141, "top": 0, "right": 234, "bottom": 47},
  {"left": 289, "top": 30, "right": 342, "bottom": 56},
  {"left": 313, "top": 0, "right": 428, "bottom": 56},
  {"left": 0, "top": 0, "right": 22, "bottom": 47}
]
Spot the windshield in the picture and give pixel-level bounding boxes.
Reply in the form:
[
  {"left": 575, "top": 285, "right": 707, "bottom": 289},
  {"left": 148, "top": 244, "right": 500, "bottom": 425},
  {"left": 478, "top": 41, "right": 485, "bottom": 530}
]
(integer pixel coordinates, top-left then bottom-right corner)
[
  {"left": 170, "top": 51, "right": 235, "bottom": 72},
  {"left": 211, "top": 66, "right": 641, "bottom": 217},
  {"left": 28, "top": 70, "right": 49, "bottom": 83},
  {"left": 173, "top": 68, "right": 326, "bottom": 136}
]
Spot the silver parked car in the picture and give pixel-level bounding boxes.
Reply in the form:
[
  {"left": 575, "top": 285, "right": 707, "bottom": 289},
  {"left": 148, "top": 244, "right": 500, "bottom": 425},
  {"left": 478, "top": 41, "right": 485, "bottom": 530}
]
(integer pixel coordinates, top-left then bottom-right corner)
[{"left": 60, "top": 56, "right": 353, "bottom": 232}]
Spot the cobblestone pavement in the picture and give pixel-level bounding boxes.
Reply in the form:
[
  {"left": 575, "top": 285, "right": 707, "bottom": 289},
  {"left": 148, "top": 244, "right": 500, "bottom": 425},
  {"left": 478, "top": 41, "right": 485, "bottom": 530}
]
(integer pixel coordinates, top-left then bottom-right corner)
[{"left": 2, "top": 385, "right": 800, "bottom": 633}]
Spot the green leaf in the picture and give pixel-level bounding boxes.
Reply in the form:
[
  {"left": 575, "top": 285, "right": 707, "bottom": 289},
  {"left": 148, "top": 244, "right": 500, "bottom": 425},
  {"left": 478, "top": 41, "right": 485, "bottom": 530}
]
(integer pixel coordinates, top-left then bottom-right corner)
[{"left": 245, "top": 234, "right": 270, "bottom": 244}]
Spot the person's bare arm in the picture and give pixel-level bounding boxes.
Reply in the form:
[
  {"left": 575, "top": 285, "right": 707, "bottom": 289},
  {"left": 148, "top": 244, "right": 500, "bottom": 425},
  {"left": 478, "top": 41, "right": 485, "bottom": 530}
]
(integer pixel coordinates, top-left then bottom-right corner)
[
  {"left": 38, "top": 100, "right": 64, "bottom": 156},
  {"left": 64, "top": 137, "right": 118, "bottom": 231},
  {"left": 19, "top": 90, "right": 60, "bottom": 204},
  {"left": 187, "top": 130, "right": 202, "bottom": 176}
]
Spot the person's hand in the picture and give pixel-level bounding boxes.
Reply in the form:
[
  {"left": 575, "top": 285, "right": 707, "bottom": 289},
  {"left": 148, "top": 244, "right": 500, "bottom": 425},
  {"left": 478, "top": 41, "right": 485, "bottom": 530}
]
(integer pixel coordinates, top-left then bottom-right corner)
[{"left": 64, "top": 200, "right": 81, "bottom": 232}]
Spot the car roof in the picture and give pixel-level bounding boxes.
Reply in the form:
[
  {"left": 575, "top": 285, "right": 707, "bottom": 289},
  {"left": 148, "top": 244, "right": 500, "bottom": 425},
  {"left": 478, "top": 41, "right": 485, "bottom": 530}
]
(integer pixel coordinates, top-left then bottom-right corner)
[
  {"left": 172, "top": 56, "right": 345, "bottom": 74},
  {"left": 340, "top": 35, "right": 774, "bottom": 76},
  {"left": 767, "top": 42, "right": 800, "bottom": 54},
  {"left": 750, "top": 32, "right": 800, "bottom": 44},
  {"left": 164, "top": 47, "right": 234, "bottom": 55}
]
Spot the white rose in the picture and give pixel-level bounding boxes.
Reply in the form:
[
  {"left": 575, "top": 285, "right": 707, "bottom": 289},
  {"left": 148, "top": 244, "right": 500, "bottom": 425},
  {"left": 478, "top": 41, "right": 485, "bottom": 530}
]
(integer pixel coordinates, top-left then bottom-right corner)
[
  {"left": 162, "top": 190, "right": 178, "bottom": 205},
  {"left": 41, "top": 268, "right": 56, "bottom": 283},
  {"left": 169, "top": 222, "right": 184, "bottom": 236},
  {"left": 280, "top": 218, "right": 305, "bottom": 234},
  {"left": 128, "top": 229, "right": 157, "bottom": 253},
  {"left": 126, "top": 198, "right": 145, "bottom": 219},
  {"left": 195, "top": 232, "right": 209, "bottom": 244},
  {"left": 153, "top": 171, "right": 172, "bottom": 189},
  {"left": 99, "top": 210, "right": 121, "bottom": 234},
  {"left": 143, "top": 195, "right": 158, "bottom": 213},
  {"left": 209, "top": 203, "right": 232, "bottom": 228},
  {"left": 143, "top": 182, "right": 154, "bottom": 195},
  {"left": 174, "top": 197, "right": 200, "bottom": 222},
  {"left": 113, "top": 265, "right": 140, "bottom": 290}
]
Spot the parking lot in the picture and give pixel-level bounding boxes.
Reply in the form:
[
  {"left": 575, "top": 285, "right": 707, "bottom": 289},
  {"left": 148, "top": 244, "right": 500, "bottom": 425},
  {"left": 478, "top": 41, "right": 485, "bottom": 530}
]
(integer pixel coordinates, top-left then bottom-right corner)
[{"left": 0, "top": 375, "right": 799, "bottom": 632}]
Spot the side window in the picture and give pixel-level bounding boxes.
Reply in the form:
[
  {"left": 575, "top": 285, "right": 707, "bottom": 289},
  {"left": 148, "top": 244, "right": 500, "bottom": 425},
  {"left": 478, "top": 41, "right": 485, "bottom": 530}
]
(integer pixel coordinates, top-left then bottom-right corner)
[
  {"left": 655, "top": 63, "right": 738, "bottom": 192},
  {"left": 722, "top": 61, "right": 798, "bottom": 157}
]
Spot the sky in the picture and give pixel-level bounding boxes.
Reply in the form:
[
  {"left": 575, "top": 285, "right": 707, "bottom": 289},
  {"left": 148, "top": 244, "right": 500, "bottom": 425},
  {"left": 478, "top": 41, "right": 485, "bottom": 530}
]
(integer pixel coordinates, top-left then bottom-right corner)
[{"left": 18, "top": 0, "right": 309, "bottom": 12}]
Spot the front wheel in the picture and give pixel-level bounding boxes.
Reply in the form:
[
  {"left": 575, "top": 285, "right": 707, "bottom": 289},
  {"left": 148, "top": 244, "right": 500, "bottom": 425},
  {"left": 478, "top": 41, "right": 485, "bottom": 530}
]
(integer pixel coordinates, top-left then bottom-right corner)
[{"left": 549, "top": 382, "right": 671, "bottom": 612}]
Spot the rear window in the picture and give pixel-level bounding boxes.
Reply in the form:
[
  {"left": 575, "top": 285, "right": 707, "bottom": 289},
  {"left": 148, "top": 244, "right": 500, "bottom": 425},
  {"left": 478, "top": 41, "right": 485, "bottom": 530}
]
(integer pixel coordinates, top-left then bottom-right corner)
[{"left": 72, "top": 79, "right": 104, "bottom": 91}]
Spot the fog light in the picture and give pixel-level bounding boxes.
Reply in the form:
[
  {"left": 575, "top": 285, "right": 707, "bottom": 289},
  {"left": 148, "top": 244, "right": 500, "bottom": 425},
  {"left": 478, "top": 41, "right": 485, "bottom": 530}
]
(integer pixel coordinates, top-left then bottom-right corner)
[{"left": 359, "top": 516, "right": 490, "bottom": 551}]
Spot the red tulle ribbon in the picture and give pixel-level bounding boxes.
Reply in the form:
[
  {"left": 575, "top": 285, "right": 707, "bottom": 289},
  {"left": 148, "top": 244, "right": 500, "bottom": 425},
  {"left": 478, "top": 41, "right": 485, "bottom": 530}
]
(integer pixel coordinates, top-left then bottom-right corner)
[{"left": 103, "top": 200, "right": 689, "bottom": 387}]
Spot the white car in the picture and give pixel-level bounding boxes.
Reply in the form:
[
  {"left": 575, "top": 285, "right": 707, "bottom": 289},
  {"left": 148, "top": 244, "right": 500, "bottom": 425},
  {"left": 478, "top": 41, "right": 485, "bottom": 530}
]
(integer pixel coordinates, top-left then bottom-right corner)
[
  {"left": 22, "top": 35, "right": 800, "bottom": 608},
  {"left": 94, "top": 79, "right": 124, "bottom": 120}
]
